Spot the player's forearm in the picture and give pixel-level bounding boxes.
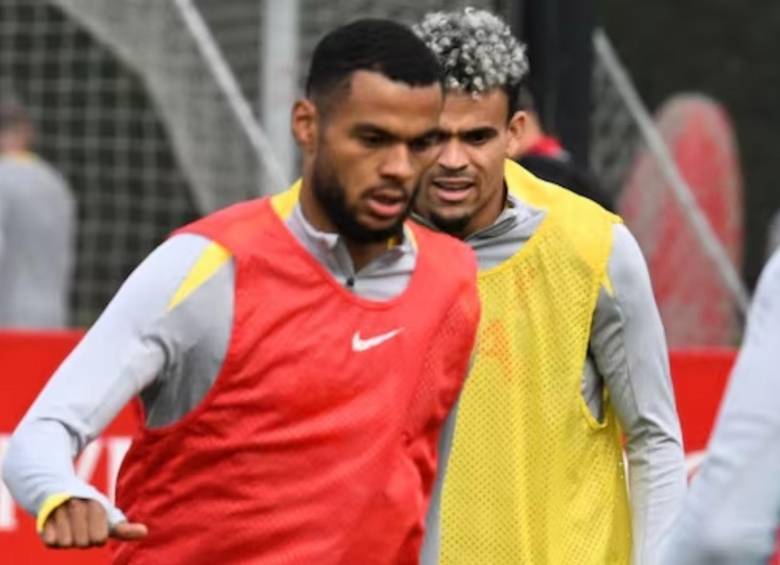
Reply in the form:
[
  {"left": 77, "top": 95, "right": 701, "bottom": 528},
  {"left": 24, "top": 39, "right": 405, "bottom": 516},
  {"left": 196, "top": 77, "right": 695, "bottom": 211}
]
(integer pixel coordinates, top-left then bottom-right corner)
[
  {"left": 419, "top": 399, "right": 460, "bottom": 565},
  {"left": 2, "top": 235, "right": 209, "bottom": 524},
  {"left": 1, "top": 333, "right": 165, "bottom": 524},
  {"left": 660, "top": 421, "right": 780, "bottom": 564},
  {"left": 2, "top": 419, "right": 125, "bottom": 524},
  {"left": 621, "top": 354, "right": 686, "bottom": 564},
  {"left": 624, "top": 430, "right": 686, "bottom": 563},
  {"left": 658, "top": 354, "right": 780, "bottom": 564},
  {"left": 619, "top": 380, "right": 686, "bottom": 565}
]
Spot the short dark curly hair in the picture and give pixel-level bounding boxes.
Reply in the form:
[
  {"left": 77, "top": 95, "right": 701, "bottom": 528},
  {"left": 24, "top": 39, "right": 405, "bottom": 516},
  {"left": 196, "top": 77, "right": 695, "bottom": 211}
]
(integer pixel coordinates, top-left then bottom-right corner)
[{"left": 305, "top": 19, "right": 443, "bottom": 115}]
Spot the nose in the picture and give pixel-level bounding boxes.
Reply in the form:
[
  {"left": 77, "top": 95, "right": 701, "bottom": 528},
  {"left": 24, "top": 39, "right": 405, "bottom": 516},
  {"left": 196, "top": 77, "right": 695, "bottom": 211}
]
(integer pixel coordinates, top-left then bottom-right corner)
[
  {"left": 438, "top": 138, "right": 468, "bottom": 172},
  {"left": 379, "top": 143, "right": 414, "bottom": 184}
]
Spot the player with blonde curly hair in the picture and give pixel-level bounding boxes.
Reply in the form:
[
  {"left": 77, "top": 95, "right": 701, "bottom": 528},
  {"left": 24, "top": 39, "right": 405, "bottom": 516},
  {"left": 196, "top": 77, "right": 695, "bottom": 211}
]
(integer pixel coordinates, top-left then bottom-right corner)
[{"left": 414, "top": 8, "right": 686, "bottom": 564}]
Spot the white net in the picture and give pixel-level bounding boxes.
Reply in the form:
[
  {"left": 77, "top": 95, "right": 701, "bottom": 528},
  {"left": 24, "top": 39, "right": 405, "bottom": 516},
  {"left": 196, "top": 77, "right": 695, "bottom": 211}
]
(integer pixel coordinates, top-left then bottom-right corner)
[
  {"left": 8, "top": 0, "right": 739, "bottom": 343},
  {"left": 1, "top": 0, "right": 509, "bottom": 325},
  {"left": 196, "top": 0, "right": 262, "bottom": 113},
  {"left": 590, "top": 30, "right": 748, "bottom": 346},
  {"left": 298, "top": 0, "right": 498, "bottom": 69},
  {"left": 52, "top": 0, "right": 280, "bottom": 211},
  {"left": 590, "top": 44, "right": 640, "bottom": 201},
  {"left": 0, "top": 0, "right": 199, "bottom": 325}
]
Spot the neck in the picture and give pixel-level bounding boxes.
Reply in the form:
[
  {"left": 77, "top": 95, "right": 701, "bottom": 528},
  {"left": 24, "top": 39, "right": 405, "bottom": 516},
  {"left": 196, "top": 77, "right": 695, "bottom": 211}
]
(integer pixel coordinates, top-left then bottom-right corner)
[
  {"left": 299, "top": 176, "right": 395, "bottom": 272},
  {"left": 0, "top": 142, "right": 25, "bottom": 155},
  {"left": 0, "top": 132, "right": 30, "bottom": 155},
  {"left": 460, "top": 182, "right": 508, "bottom": 239},
  {"left": 299, "top": 176, "right": 335, "bottom": 233},
  {"left": 344, "top": 239, "right": 392, "bottom": 272}
]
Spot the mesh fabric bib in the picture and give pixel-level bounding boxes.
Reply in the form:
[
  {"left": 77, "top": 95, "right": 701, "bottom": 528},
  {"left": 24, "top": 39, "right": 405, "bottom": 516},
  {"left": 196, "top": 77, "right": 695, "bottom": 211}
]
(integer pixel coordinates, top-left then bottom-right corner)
[{"left": 440, "top": 161, "right": 631, "bottom": 564}]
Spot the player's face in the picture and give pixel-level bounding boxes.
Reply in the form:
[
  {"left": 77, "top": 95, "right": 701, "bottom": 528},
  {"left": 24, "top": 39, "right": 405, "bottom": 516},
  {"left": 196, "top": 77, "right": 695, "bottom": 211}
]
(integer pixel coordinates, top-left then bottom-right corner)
[
  {"left": 416, "top": 89, "right": 523, "bottom": 238},
  {"left": 311, "top": 71, "right": 443, "bottom": 243}
]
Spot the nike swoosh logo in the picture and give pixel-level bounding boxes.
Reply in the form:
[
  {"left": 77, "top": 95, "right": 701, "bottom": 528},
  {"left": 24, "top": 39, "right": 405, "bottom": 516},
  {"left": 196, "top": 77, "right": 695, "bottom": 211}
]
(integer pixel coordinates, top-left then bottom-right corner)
[{"left": 352, "top": 328, "right": 404, "bottom": 352}]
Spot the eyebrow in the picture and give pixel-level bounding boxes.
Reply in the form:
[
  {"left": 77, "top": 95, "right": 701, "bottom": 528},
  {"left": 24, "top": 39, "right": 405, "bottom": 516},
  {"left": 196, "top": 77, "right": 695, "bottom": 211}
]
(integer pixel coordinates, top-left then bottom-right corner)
[
  {"left": 413, "top": 127, "right": 444, "bottom": 142},
  {"left": 439, "top": 126, "right": 498, "bottom": 139},
  {"left": 351, "top": 123, "right": 441, "bottom": 144},
  {"left": 351, "top": 123, "right": 397, "bottom": 140}
]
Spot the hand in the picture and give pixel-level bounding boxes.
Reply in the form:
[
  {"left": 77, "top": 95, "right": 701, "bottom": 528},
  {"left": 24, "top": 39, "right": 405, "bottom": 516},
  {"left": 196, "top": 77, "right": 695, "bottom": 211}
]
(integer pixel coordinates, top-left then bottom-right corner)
[{"left": 41, "top": 498, "right": 148, "bottom": 548}]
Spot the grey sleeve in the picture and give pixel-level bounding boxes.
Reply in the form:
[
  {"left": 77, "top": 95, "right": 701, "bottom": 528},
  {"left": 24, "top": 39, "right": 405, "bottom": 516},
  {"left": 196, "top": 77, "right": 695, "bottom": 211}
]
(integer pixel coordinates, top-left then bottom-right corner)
[
  {"left": 590, "top": 223, "right": 687, "bottom": 565},
  {"left": 660, "top": 251, "right": 780, "bottom": 564},
  {"left": 420, "top": 343, "right": 477, "bottom": 564},
  {"left": 0, "top": 188, "right": 5, "bottom": 267},
  {"left": 1, "top": 233, "right": 227, "bottom": 525},
  {"left": 419, "top": 400, "right": 460, "bottom": 565}
]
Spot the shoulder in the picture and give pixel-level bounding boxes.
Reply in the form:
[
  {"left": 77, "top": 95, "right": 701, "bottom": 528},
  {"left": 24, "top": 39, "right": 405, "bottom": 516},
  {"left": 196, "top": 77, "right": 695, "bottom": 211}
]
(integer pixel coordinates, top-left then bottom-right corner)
[
  {"left": 132, "top": 233, "right": 227, "bottom": 288},
  {"left": 603, "top": 224, "right": 657, "bottom": 308},
  {"left": 609, "top": 224, "right": 647, "bottom": 272},
  {"left": 545, "top": 189, "right": 620, "bottom": 272},
  {"left": 98, "top": 233, "right": 231, "bottom": 324},
  {"left": 505, "top": 159, "right": 618, "bottom": 224},
  {"left": 409, "top": 222, "right": 478, "bottom": 284},
  {"left": 749, "top": 250, "right": 780, "bottom": 327},
  {"left": 757, "top": 249, "right": 780, "bottom": 292},
  {"left": 409, "top": 221, "right": 475, "bottom": 259},
  {"left": 507, "top": 161, "right": 620, "bottom": 277}
]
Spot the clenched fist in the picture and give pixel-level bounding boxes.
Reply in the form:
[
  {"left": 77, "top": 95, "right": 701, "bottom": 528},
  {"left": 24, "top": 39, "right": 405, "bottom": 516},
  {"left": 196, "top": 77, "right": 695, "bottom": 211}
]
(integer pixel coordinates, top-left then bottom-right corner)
[{"left": 41, "top": 498, "right": 147, "bottom": 549}]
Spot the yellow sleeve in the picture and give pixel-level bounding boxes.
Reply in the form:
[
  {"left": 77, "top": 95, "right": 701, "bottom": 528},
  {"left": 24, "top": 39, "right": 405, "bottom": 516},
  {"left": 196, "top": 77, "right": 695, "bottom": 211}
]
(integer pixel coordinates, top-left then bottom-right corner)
[{"left": 36, "top": 492, "right": 72, "bottom": 532}]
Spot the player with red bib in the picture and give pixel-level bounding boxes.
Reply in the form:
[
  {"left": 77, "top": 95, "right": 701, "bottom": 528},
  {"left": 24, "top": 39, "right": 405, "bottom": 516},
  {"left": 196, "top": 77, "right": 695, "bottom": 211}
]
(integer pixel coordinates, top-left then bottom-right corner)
[{"left": 3, "top": 19, "right": 480, "bottom": 565}]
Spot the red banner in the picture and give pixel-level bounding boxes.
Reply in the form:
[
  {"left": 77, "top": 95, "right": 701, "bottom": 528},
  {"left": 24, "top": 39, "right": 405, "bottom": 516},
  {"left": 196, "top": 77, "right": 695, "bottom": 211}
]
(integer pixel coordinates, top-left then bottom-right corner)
[
  {"left": 620, "top": 95, "right": 744, "bottom": 348},
  {"left": 669, "top": 347, "right": 736, "bottom": 478},
  {"left": 0, "top": 336, "right": 759, "bottom": 563}
]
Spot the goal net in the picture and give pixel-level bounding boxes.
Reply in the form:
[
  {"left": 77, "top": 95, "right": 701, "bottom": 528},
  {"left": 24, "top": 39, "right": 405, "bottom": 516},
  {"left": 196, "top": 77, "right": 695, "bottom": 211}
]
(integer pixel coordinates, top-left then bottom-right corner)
[{"left": 0, "top": 0, "right": 747, "bottom": 343}]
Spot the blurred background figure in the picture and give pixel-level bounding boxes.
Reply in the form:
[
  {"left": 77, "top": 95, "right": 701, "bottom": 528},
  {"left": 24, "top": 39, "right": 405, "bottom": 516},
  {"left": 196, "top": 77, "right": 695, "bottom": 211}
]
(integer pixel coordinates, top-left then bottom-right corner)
[
  {"left": 512, "top": 85, "right": 614, "bottom": 210},
  {"left": 659, "top": 249, "right": 780, "bottom": 564},
  {"left": 0, "top": 98, "right": 75, "bottom": 327}
]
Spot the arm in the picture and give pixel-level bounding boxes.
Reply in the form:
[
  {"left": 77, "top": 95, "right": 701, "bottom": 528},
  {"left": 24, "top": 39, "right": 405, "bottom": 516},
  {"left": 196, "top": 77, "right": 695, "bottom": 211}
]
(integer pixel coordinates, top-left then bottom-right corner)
[
  {"left": 419, "top": 337, "right": 477, "bottom": 564},
  {"left": 1, "top": 233, "right": 221, "bottom": 544},
  {"left": 589, "top": 223, "right": 687, "bottom": 565},
  {"left": 419, "top": 400, "right": 460, "bottom": 565},
  {"left": 660, "top": 251, "right": 780, "bottom": 564},
  {"left": 0, "top": 179, "right": 6, "bottom": 269}
]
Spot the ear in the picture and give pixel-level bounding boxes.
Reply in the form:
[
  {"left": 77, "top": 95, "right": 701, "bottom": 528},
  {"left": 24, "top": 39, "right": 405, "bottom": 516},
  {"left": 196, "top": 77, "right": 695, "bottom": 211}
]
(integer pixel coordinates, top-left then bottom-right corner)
[
  {"left": 505, "top": 110, "right": 528, "bottom": 159},
  {"left": 291, "top": 99, "right": 318, "bottom": 156}
]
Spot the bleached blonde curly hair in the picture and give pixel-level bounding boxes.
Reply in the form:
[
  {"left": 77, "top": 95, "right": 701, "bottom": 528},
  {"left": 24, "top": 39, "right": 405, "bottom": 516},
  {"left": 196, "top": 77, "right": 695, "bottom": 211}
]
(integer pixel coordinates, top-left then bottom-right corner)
[{"left": 413, "top": 7, "right": 529, "bottom": 95}]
